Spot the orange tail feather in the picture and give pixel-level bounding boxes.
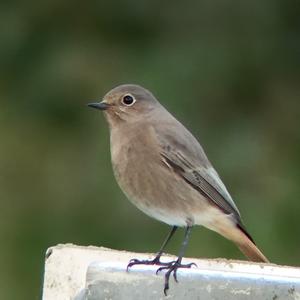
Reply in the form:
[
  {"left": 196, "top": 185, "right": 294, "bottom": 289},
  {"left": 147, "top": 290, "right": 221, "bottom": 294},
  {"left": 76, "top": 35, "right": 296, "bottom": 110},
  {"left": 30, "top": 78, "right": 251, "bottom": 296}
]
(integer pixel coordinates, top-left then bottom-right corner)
[{"left": 237, "top": 238, "right": 269, "bottom": 263}]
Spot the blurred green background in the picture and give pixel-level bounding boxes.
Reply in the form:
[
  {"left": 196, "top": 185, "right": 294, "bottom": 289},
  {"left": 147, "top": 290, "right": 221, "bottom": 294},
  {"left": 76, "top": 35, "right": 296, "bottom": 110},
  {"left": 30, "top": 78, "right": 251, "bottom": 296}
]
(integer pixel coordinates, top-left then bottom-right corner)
[{"left": 1, "top": 0, "right": 299, "bottom": 299}]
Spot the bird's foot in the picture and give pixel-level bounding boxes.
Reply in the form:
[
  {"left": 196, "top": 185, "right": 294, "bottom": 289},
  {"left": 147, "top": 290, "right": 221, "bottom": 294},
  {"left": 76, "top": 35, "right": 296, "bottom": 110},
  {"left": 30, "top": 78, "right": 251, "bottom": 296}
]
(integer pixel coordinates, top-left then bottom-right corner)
[
  {"left": 126, "top": 255, "right": 170, "bottom": 271},
  {"left": 156, "top": 259, "right": 197, "bottom": 295},
  {"left": 127, "top": 255, "right": 197, "bottom": 295}
]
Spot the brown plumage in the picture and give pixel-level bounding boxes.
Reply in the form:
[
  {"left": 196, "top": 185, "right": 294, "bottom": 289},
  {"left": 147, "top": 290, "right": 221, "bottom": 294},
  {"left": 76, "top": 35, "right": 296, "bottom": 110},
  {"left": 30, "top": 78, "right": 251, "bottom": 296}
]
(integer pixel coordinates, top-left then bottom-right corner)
[{"left": 88, "top": 84, "right": 269, "bottom": 293}]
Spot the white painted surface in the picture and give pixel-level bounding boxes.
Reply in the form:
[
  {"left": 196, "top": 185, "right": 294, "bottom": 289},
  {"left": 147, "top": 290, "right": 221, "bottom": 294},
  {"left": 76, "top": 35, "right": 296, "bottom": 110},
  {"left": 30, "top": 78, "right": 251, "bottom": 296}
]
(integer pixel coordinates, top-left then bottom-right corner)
[{"left": 42, "top": 244, "right": 300, "bottom": 300}]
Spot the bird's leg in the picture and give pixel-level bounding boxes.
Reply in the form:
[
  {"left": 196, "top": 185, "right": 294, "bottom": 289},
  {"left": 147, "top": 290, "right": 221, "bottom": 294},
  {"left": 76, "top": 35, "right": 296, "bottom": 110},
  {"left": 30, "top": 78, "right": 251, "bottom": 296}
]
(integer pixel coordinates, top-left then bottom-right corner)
[
  {"left": 156, "top": 226, "right": 196, "bottom": 295},
  {"left": 127, "top": 226, "right": 178, "bottom": 271}
]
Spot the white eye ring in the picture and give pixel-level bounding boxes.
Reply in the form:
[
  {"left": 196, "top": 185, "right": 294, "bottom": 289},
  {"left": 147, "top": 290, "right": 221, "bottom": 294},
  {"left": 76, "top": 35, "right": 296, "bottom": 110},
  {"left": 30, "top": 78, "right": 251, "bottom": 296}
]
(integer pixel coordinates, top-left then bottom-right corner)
[{"left": 121, "top": 94, "right": 136, "bottom": 106}]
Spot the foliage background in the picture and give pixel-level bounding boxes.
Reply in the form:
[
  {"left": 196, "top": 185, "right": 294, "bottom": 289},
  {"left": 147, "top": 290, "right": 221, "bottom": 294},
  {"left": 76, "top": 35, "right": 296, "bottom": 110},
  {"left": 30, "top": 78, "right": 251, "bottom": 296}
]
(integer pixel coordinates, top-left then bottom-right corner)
[{"left": 0, "top": 1, "right": 299, "bottom": 299}]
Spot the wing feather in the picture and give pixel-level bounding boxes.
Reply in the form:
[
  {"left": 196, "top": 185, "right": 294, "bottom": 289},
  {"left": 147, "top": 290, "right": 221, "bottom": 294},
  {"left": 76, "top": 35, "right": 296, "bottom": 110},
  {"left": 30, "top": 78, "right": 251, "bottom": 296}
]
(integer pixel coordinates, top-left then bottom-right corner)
[{"left": 154, "top": 125, "right": 242, "bottom": 221}]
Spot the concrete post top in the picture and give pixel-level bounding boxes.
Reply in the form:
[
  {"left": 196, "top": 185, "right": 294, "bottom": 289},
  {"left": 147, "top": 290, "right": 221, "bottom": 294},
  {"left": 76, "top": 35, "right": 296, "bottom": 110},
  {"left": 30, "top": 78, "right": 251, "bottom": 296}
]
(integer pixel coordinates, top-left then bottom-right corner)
[{"left": 42, "top": 244, "right": 300, "bottom": 300}]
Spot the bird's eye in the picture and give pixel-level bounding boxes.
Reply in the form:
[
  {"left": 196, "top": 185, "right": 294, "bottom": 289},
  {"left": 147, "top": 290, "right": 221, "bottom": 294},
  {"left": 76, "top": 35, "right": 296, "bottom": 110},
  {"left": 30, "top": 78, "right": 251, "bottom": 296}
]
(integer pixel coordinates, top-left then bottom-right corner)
[{"left": 121, "top": 94, "right": 136, "bottom": 106}]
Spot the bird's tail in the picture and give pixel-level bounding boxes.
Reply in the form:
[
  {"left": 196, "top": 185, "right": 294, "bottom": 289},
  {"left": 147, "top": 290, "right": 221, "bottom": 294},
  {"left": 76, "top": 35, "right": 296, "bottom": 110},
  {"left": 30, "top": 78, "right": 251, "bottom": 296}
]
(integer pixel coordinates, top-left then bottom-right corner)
[
  {"left": 214, "top": 221, "right": 269, "bottom": 263},
  {"left": 235, "top": 223, "right": 269, "bottom": 263},
  {"left": 236, "top": 237, "right": 269, "bottom": 263}
]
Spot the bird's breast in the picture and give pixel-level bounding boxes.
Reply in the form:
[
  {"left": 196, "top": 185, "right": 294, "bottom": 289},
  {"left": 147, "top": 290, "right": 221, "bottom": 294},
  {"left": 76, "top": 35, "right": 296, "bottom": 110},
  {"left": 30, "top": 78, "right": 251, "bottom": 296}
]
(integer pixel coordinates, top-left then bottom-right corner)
[
  {"left": 110, "top": 125, "right": 159, "bottom": 194},
  {"left": 108, "top": 125, "right": 210, "bottom": 227}
]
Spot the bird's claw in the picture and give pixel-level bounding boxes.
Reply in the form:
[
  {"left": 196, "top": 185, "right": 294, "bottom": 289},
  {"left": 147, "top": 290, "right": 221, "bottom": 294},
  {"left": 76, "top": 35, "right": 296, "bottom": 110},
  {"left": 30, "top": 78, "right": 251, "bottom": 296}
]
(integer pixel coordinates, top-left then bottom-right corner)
[
  {"left": 127, "top": 255, "right": 169, "bottom": 272},
  {"left": 127, "top": 256, "right": 196, "bottom": 295},
  {"left": 157, "top": 260, "right": 197, "bottom": 295}
]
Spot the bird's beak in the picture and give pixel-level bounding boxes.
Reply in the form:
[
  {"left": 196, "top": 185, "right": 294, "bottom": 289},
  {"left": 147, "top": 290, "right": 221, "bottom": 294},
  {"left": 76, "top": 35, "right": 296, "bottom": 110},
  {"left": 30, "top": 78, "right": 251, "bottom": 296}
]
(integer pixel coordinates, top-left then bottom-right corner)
[{"left": 87, "top": 101, "right": 110, "bottom": 111}]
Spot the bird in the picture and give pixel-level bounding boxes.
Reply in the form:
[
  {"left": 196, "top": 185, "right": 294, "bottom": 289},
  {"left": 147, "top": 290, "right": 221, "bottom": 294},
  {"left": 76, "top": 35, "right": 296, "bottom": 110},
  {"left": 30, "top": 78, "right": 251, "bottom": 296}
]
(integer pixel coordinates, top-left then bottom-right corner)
[{"left": 88, "top": 84, "right": 269, "bottom": 294}]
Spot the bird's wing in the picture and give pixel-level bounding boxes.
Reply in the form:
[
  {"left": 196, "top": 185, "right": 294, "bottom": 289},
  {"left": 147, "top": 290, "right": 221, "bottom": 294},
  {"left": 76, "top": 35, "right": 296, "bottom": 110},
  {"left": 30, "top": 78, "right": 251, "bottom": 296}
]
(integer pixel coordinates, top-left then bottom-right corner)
[{"left": 154, "top": 125, "right": 241, "bottom": 220}]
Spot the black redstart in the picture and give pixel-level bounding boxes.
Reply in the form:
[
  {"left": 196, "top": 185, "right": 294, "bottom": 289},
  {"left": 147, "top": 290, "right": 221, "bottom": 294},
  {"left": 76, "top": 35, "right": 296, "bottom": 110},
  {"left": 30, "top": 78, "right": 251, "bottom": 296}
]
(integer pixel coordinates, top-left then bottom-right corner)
[{"left": 88, "top": 84, "right": 268, "bottom": 294}]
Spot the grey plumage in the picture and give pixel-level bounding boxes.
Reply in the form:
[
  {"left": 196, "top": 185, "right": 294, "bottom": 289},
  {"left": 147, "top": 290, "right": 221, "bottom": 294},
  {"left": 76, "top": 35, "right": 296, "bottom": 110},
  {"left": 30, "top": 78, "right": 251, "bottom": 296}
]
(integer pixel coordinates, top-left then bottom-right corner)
[{"left": 89, "top": 84, "right": 268, "bottom": 264}]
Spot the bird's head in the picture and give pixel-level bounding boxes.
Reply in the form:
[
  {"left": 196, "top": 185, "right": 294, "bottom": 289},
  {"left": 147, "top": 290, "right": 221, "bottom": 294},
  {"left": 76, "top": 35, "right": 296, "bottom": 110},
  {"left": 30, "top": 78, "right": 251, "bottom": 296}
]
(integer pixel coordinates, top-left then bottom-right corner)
[{"left": 88, "top": 84, "right": 160, "bottom": 128}]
